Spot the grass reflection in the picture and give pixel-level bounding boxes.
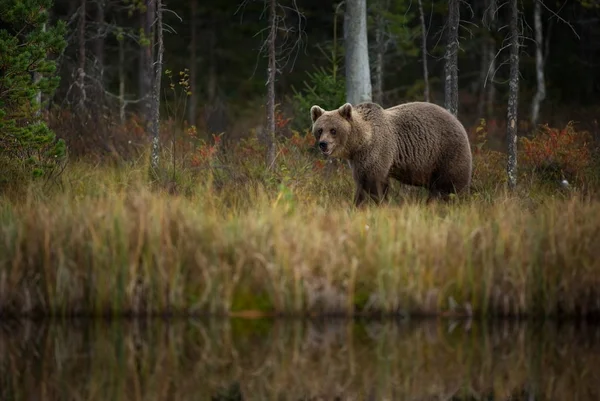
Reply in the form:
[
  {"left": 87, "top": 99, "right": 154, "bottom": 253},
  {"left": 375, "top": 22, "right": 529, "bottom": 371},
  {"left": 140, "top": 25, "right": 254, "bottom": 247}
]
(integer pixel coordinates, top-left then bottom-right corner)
[{"left": 0, "top": 318, "right": 599, "bottom": 400}]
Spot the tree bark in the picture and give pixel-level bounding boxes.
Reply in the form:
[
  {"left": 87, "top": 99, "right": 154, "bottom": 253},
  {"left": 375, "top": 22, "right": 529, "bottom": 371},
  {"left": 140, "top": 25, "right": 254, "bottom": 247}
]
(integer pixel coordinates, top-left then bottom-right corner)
[
  {"left": 444, "top": 0, "right": 459, "bottom": 116},
  {"left": 265, "top": 0, "right": 277, "bottom": 169},
  {"left": 77, "top": 0, "right": 86, "bottom": 109},
  {"left": 118, "top": 35, "right": 125, "bottom": 124},
  {"left": 531, "top": 0, "right": 545, "bottom": 127},
  {"left": 150, "top": 0, "right": 163, "bottom": 174},
  {"left": 34, "top": 21, "right": 46, "bottom": 117},
  {"left": 486, "top": 0, "right": 497, "bottom": 118},
  {"left": 373, "top": 11, "right": 385, "bottom": 105},
  {"left": 344, "top": 0, "right": 372, "bottom": 105},
  {"left": 95, "top": 0, "right": 105, "bottom": 80},
  {"left": 417, "top": 0, "right": 430, "bottom": 102},
  {"left": 506, "top": 0, "right": 520, "bottom": 190},
  {"left": 477, "top": 0, "right": 489, "bottom": 118},
  {"left": 188, "top": 0, "right": 197, "bottom": 126},
  {"left": 139, "top": 0, "right": 154, "bottom": 127}
]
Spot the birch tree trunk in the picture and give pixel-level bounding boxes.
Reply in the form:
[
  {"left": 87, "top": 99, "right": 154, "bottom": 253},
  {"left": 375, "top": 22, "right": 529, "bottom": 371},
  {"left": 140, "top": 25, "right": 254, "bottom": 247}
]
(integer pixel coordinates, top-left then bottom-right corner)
[
  {"left": 444, "top": 0, "right": 459, "bottom": 116},
  {"left": 265, "top": 0, "right": 277, "bottom": 169},
  {"left": 344, "top": 0, "right": 372, "bottom": 105},
  {"left": 417, "top": 0, "right": 430, "bottom": 102},
  {"left": 506, "top": 0, "right": 520, "bottom": 190},
  {"left": 188, "top": 0, "right": 198, "bottom": 126},
  {"left": 150, "top": 0, "right": 163, "bottom": 174},
  {"left": 531, "top": 0, "right": 545, "bottom": 127}
]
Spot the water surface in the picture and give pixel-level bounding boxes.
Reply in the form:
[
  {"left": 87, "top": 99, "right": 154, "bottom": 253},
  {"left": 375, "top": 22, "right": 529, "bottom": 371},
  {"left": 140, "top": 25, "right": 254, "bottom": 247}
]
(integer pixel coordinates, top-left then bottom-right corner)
[{"left": 1, "top": 318, "right": 598, "bottom": 400}]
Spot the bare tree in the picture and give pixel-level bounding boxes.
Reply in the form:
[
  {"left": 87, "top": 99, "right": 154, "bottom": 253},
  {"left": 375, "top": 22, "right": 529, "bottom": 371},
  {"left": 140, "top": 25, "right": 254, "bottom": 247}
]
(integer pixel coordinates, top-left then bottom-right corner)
[
  {"left": 482, "top": 0, "right": 497, "bottom": 118},
  {"left": 118, "top": 33, "right": 126, "bottom": 123},
  {"left": 531, "top": 0, "right": 545, "bottom": 127},
  {"left": 417, "top": 0, "right": 430, "bottom": 102},
  {"left": 188, "top": 0, "right": 198, "bottom": 126},
  {"left": 506, "top": 0, "right": 520, "bottom": 190},
  {"left": 265, "top": 0, "right": 277, "bottom": 168},
  {"left": 95, "top": 0, "right": 105, "bottom": 80},
  {"left": 139, "top": 0, "right": 155, "bottom": 126},
  {"left": 345, "top": 0, "right": 372, "bottom": 105},
  {"left": 372, "top": 0, "right": 390, "bottom": 105},
  {"left": 150, "top": 0, "right": 164, "bottom": 174},
  {"left": 237, "top": 0, "right": 306, "bottom": 170},
  {"left": 77, "top": 0, "right": 87, "bottom": 109},
  {"left": 444, "top": 0, "right": 459, "bottom": 116}
]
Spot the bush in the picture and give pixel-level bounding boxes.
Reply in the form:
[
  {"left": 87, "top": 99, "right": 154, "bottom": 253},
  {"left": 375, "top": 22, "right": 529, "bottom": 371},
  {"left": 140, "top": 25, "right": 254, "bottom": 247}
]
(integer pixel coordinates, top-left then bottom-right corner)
[
  {"left": 520, "top": 122, "right": 594, "bottom": 186},
  {"left": 470, "top": 119, "right": 508, "bottom": 193}
]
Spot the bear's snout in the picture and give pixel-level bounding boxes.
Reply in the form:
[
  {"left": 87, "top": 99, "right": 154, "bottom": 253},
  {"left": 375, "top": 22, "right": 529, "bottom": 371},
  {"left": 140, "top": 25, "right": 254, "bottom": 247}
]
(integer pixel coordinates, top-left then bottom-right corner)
[{"left": 318, "top": 141, "right": 328, "bottom": 152}]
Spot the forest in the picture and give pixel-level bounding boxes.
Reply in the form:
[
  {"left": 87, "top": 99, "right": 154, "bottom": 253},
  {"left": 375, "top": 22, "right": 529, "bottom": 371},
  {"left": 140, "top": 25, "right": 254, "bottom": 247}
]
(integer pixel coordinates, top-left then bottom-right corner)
[{"left": 1, "top": 0, "right": 600, "bottom": 320}]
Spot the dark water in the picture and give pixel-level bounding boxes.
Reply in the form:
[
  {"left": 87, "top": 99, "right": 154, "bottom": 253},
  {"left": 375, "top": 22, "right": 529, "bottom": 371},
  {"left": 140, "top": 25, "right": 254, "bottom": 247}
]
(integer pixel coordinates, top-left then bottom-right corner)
[{"left": 1, "top": 318, "right": 599, "bottom": 401}]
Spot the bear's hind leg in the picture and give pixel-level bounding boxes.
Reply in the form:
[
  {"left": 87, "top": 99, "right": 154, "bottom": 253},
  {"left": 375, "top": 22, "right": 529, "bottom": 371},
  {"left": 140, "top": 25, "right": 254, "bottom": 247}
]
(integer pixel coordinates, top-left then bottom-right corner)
[
  {"left": 426, "top": 188, "right": 451, "bottom": 204},
  {"left": 427, "top": 171, "right": 457, "bottom": 204}
]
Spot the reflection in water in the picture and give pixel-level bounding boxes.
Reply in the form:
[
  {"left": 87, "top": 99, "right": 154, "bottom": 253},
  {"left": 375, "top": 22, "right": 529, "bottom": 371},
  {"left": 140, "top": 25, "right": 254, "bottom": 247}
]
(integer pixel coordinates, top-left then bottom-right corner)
[{"left": 0, "top": 318, "right": 599, "bottom": 400}]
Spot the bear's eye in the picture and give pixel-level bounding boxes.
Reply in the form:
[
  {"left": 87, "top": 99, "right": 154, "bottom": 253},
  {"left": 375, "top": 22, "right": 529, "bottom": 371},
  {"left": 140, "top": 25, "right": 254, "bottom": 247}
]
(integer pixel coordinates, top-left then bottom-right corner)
[
  {"left": 330, "top": 128, "right": 336, "bottom": 135},
  {"left": 317, "top": 128, "right": 323, "bottom": 135}
]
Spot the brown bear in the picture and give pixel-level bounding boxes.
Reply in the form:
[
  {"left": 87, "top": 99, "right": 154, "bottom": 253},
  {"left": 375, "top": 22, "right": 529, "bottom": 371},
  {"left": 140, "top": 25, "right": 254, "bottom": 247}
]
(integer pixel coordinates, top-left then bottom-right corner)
[{"left": 310, "top": 101, "right": 472, "bottom": 207}]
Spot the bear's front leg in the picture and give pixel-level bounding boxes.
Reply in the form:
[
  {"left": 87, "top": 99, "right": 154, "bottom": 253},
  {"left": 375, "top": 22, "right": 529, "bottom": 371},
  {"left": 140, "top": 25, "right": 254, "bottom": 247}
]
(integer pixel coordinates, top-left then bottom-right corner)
[{"left": 353, "top": 174, "right": 389, "bottom": 208}]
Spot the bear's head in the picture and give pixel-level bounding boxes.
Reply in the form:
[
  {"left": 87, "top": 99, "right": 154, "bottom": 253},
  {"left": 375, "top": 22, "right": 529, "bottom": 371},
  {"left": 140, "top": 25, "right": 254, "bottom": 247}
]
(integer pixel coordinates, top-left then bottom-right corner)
[{"left": 310, "top": 103, "right": 353, "bottom": 158}]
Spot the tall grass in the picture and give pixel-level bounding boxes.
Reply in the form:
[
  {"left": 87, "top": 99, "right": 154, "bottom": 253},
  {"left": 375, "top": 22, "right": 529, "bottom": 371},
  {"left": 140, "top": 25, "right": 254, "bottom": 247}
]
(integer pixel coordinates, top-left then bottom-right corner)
[
  {"left": 1, "top": 141, "right": 600, "bottom": 319},
  {"left": 1, "top": 319, "right": 599, "bottom": 400}
]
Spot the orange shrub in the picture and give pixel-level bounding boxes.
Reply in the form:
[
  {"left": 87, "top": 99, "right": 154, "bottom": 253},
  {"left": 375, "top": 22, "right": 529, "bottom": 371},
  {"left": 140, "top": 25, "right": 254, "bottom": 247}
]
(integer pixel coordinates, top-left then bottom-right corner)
[{"left": 520, "top": 122, "right": 593, "bottom": 185}]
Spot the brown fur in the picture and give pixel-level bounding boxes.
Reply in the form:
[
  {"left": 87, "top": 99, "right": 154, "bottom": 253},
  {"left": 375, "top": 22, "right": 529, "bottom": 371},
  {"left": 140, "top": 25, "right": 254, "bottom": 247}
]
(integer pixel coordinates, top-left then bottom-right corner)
[{"left": 310, "top": 101, "right": 473, "bottom": 207}]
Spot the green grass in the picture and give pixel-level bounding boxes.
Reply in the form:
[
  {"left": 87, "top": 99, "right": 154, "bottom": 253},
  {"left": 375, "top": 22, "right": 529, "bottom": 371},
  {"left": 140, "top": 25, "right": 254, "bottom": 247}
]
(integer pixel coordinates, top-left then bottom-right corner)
[{"left": 1, "top": 140, "right": 600, "bottom": 319}]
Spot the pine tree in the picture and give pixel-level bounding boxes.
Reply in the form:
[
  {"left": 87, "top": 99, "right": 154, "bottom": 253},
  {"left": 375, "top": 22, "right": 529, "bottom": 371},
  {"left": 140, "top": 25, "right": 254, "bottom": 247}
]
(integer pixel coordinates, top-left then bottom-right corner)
[{"left": 0, "top": 0, "right": 67, "bottom": 178}]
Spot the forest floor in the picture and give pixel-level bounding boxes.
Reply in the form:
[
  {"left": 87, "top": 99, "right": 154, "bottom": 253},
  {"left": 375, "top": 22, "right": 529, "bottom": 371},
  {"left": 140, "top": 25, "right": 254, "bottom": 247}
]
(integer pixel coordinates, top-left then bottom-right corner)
[{"left": 1, "top": 129, "right": 600, "bottom": 320}]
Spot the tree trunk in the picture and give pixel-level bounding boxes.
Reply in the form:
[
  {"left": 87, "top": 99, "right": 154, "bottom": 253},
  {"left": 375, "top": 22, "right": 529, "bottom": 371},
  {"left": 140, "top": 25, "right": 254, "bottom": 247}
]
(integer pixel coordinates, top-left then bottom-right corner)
[
  {"left": 373, "top": 12, "right": 385, "bottom": 105},
  {"left": 139, "top": 0, "right": 154, "bottom": 128},
  {"left": 34, "top": 21, "right": 46, "bottom": 117},
  {"left": 265, "top": 0, "right": 277, "bottom": 169},
  {"left": 506, "top": 0, "right": 520, "bottom": 190},
  {"left": 150, "top": 0, "right": 163, "bottom": 174},
  {"left": 188, "top": 0, "right": 197, "bottom": 126},
  {"left": 444, "top": 0, "right": 459, "bottom": 116},
  {"left": 477, "top": 35, "right": 488, "bottom": 118},
  {"left": 77, "top": 0, "right": 86, "bottom": 109},
  {"left": 95, "top": 0, "right": 104, "bottom": 80},
  {"left": 531, "top": 0, "right": 545, "bottom": 127},
  {"left": 118, "top": 35, "right": 125, "bottom": 124},
  {"left": 477, "top": 0, "right": 489, "bottom": 118},
  {"left": 486, "top": 0, "right": 497, "bottom": 118},
  {"left": 344, "top": 0, "right": 372, "bottom": 105},
  {"left": 417, "top": 0, "right": 430, "bottom": 102}
]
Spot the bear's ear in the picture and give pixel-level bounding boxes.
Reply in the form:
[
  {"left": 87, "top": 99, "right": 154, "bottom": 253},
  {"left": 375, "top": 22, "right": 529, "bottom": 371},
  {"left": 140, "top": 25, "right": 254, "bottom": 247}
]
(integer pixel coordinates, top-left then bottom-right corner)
[
  {"left": 310, "top": 105, "right": 325, "bottom": 123},
  {"left": 338, "top": 103, "right": 353, "bottom": 120}
]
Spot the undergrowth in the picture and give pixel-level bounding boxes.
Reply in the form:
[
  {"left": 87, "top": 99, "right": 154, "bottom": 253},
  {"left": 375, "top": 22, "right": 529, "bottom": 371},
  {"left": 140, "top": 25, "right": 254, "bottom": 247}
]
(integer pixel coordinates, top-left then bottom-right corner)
[{"left": 0, "top": 118, "right": 599, "bottom": 319}]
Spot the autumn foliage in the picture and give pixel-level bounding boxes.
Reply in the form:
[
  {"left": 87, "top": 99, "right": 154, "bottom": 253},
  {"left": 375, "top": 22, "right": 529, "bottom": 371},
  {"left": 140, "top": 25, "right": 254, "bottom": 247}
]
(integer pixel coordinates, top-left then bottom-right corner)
[{"left": 520, "top": 122, "right": 594, "bottom": 185}]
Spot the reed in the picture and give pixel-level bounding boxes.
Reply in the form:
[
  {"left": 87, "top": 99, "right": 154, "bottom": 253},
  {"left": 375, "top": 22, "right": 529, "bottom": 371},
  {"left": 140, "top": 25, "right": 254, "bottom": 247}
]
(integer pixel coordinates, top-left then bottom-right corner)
[{"left": 1, "top": 154, "right": 599, "bottom": 319}]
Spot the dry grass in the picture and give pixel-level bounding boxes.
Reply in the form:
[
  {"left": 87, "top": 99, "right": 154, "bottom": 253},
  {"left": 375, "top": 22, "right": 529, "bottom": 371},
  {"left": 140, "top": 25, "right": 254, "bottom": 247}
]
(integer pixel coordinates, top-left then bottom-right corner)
[
  {"left": 1, "top": 147, "right": 600, "bottom": 319},
  {"left": 1, "top": 319, "right": 599, "bottom": 400}
]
